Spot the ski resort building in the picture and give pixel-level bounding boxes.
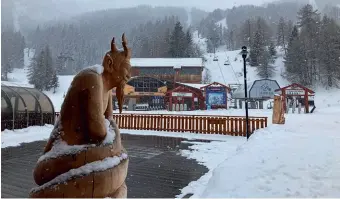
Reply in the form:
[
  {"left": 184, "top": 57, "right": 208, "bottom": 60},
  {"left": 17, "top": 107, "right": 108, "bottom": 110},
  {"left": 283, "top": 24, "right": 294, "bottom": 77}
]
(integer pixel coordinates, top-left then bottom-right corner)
[
  {"left": 112, "top": 58, "right": 205, "bottom": 111},
  {"left": 130, "top": 58, "right": 204, "bottom": 84}
]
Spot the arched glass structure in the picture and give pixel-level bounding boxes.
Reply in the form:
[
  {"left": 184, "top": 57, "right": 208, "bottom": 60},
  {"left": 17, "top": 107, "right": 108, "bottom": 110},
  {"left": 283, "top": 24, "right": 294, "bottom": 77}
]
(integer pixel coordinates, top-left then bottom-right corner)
[{"left": 1, "top": 84, "right": 55, "bottom": 131}]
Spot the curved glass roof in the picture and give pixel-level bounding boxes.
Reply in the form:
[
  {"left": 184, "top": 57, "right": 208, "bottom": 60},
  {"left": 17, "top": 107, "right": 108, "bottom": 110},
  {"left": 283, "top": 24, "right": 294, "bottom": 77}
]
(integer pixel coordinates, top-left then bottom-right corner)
[{"left": 1, "top": 83, "right": 55, "bottom": 130}]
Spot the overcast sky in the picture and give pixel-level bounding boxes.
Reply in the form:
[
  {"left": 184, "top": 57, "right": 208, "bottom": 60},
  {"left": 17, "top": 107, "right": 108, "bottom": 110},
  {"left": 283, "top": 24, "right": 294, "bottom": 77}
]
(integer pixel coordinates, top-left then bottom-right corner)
[{"left": 80, "top": 0, "right": 275, "bottom": 12}]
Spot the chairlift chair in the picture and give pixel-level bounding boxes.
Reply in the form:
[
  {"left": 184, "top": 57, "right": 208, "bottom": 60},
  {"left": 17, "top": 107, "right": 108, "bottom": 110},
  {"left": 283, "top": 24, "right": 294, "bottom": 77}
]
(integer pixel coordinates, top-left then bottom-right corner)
[
  {"left": 213, "top": 55, "right": 218, "bottom": 61},
  {"left": 224, "top": 59, "right": 230, "bottom": 65}
]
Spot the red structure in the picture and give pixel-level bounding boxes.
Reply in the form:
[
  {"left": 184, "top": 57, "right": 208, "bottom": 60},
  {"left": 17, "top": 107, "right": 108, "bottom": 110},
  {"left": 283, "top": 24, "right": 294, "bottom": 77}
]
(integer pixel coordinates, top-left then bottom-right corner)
[
  {"left": 165, "top": 85, "right": 205, "bottom": 111},
  {"left": 200, "top": 82, "right": 231, "bottom": 109},
  {"left": 275, "top": 83, "right": 315, "bottom": 113}
]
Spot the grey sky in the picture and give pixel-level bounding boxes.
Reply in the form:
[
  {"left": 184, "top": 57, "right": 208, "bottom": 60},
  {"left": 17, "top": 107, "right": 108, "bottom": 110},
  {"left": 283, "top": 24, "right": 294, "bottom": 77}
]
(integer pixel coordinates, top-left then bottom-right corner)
[{"left": 80, "top": 0, "right": 274, "bottom": 12}]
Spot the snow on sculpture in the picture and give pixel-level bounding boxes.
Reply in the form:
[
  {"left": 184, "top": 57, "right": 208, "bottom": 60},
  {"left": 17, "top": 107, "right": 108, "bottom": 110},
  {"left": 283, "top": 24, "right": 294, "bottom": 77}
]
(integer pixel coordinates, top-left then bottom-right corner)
[{"left": 29, "top": 34, "right": 132, "bottom": 198}]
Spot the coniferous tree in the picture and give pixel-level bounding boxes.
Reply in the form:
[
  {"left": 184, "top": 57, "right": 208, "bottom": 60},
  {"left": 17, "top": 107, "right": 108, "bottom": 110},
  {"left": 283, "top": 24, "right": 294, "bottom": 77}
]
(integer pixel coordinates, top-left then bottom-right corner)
[
  {"left": 1, "top": 30, "right": 26, "bottom": 79},
  {"left": 269, "top": 41, "right": 277, "bottom": 59},
  {"left": 43, "top": 45, "right": 55, "bottom": 91},
  {"left": 284, "top": 25, "right": 308, "bottom": 85},
  {"left": 50, "top": 71, "right": 59, "bottom": 93},
  {"left": 318, "top": 16, "right": 340, "bottom": 87},
  {"left": 28, "top": 50, "right": 45, "bottom": 91},
  {"left": 202, "top": 67, "right": 212, "bottom": 84},
  {"left": 256, "top": 50, "right": 275, "bottom": 78},
  {"left": 168, "top": 22, "right": 186, "bottom": 57},
  {"left": 249, "top": 30, "right": 265, "bottom": 66},
  {"left": 184, "top": 29, "right": 193, "bottom": 57},
  {"left": 277, "top": 17, "right": 287, "bottom": 54},
  {"left": 297, "top": 4, "right": 321, "bottom": 85}
]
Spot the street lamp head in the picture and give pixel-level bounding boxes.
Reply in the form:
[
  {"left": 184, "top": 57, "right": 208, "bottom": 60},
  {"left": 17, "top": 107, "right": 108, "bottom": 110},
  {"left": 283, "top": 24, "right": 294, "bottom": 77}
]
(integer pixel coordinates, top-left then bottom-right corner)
[{"left": 241, "top": 46, "right": 248, "bottom": 59}]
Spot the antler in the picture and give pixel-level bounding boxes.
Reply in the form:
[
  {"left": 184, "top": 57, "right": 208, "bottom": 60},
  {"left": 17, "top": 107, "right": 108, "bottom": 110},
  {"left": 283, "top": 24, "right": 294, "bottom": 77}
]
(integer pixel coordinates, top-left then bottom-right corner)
[
  {"left": 111, "top": 37, "right": 118, "bottom": 52},
  {"left": 122, "top": 33, "right": 129, "bottom": 57}
]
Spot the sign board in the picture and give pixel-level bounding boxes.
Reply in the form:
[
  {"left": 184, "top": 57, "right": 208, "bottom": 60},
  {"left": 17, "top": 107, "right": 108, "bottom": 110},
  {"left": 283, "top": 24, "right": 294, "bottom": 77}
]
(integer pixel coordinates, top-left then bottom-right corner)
[
  {"left": 172, "top": 92, "right": 192, "bottom": 97},
  {"left": 206, "top": 86, "right": 227, "bottom": 106},
  {"left": 249, "top": 79, "right": 280, "bottom": 99},
  {"left": 286, "top": 89, "right": 305, "bottom": 95},
  {"left": 194, "top": 97, "right": 198, "bottom": 102}
]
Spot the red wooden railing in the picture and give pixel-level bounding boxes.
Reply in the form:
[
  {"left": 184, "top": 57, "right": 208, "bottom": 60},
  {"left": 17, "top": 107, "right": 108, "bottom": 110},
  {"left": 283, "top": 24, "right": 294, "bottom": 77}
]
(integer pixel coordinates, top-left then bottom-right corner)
[{"left": 55, "top": 112, "right": 267, "bottom": 136}]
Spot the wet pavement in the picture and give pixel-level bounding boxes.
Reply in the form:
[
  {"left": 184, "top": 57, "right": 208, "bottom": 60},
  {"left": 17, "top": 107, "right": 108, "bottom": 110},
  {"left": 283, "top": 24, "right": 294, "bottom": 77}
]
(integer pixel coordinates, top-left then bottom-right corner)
[{"left": 1, "top": 134, "right": 211, "bottom": 198}]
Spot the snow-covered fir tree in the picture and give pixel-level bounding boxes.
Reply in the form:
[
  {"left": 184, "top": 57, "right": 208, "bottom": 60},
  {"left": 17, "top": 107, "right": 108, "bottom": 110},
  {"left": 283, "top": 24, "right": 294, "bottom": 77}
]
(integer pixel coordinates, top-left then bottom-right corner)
[
  {"left": 318, "top": 16, "right": 340, "bottom": 88},
  {"left": 256, "top": 50, "right": 275, "bottom": 79},
  {"left": 249, "top": 30, "right": 266, "bottom": 67},
  {"left": 168, "top": 22, "right": 186, "bottom": 57},
  {"left": 50, "top": 71, "right": 59, "bottom": 93},
  {"left": 28, "top": 45, "right": 59, "bottom": 91},
  {"left": 202, "top": 67, "right": 212, "bottom": 84}
]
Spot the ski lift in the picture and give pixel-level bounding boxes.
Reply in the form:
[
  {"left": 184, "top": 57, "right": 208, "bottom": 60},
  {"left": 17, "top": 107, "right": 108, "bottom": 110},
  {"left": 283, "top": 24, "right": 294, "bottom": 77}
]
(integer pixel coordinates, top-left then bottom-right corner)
[
  {"left": 224, "top": 57, "right": 230, "bottom": 65},
  {"left": 213, "top": 55, "right": 218, "bottom": 61},
  {"left": 224, "top": 60, "right": 230, "bottom": 65}
]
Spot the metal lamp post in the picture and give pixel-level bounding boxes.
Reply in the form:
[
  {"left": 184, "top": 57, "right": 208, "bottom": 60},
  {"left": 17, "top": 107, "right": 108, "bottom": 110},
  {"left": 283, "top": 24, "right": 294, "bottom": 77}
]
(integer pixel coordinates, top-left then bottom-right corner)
[{"left": 241, "top": 46, "right": 250, "bottom": 140}]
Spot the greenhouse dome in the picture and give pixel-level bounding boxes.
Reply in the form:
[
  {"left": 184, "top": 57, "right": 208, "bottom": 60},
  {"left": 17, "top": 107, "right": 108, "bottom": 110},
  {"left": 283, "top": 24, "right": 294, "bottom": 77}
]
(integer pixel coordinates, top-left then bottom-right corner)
[{"left": 1, "top": 82, "right": 55, "bottom": 131}]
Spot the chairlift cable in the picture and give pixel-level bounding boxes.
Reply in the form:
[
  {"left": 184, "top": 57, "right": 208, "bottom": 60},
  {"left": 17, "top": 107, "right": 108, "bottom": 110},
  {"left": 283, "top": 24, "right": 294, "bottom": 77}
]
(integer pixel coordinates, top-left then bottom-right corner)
[
  {"left": 216, "top": 60, "right": 227, "bottom": 85},
  {"left": 229, "top": 62, "right": 241, "bottom": 84}
]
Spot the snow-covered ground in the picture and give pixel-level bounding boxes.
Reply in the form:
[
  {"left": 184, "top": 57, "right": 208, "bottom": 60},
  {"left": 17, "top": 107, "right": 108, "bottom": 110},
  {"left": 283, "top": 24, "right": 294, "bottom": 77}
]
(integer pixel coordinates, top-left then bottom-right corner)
[
  {"left": 199, "top": 107, "right": 340, "bottom": 198},
  {"left": 215, "top": 18, "right": 228, "bottom": 30},
  {"left": 2, "top": 44, "right": 340, "bottom": 197}
]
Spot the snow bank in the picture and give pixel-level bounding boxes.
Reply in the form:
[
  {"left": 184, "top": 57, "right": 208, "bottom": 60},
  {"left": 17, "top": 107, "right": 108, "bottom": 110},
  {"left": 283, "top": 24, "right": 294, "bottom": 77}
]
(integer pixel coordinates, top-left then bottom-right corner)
[
  {"left": 1, "top": 125, "right": 53, "bottom": 148},
  {"left": 177, "top": 138, "right": 246, "bottom": 198},
  {"left": 1, "top": 122, "right": 235, "bottom": 149},
  {"left": 2, "top": 119, "right": 116, "bottom": 149},
  {"left": 199, "top": 110, "right": 340, "bottom": 197}
]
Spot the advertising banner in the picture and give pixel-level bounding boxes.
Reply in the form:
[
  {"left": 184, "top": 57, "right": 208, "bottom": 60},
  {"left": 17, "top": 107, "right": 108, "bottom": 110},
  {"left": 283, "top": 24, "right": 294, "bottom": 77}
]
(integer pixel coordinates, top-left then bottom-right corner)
[{"left": 206, "top": 87, "right": 227, "bottom": 107}]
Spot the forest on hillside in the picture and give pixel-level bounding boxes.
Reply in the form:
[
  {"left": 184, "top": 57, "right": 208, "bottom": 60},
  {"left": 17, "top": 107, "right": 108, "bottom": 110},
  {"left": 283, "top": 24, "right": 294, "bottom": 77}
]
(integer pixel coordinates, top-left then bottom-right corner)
[{"left": 1, "top": 0, "right": 340, "bottom": 89}]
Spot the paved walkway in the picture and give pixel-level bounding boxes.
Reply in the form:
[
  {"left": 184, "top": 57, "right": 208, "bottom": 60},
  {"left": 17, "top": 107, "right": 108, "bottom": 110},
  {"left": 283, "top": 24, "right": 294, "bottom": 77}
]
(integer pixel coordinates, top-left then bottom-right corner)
[{"left": 1, "top": 134, "right": 209, "bottom": 198}]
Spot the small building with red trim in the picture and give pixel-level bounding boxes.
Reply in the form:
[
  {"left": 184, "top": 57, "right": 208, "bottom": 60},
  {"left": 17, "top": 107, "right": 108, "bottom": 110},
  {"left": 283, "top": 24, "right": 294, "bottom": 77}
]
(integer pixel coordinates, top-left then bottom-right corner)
[
  {"left": 200, "top": 82, "right": 231, "bottom": 109},
  {"left": 275, "top": 83, "right": 315, "bottom": 113},
  {"left": 165, "top": 83, "right": 206, "bottom": 111}
]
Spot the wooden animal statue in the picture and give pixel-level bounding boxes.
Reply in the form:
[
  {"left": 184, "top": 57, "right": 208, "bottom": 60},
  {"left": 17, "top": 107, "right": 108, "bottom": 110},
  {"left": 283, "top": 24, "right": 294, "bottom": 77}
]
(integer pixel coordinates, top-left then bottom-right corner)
[{"left": 29, "top": 34, "right": 132, "bottom": 198}]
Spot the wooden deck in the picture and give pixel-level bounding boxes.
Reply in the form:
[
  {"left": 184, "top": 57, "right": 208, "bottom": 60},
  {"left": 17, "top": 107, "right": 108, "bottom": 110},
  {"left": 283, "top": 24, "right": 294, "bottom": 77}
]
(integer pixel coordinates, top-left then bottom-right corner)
[{"left": 1, "top": 134, "right": 210, "bottom": 198}]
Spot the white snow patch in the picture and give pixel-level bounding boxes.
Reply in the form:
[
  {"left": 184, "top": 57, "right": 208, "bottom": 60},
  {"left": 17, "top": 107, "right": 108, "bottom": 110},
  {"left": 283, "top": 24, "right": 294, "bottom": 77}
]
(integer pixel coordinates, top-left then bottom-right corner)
[
  {"left": 31, "top": 154, "right": 128, "bottom": 193},
  {"left": 198, "top": 109, "right": 340, "bottom": 197},
  {"left": 37, "top": 118, "right": 116, "bottom": 162},
  {"left": 177, "top": 138, "right": 246, "bottom": 198},
  {"left": 37, "top": 140, "right": 93, "bottom": 163},
  {"left": 2, "top": 118, "right": 116, "bottom": 149},
  {"left": 179, "top": 83, "right": 208, "bottom": 89},
  {"left": 103, "top": 118, "right": 116, "bottom": 143},
  {"left": 130, "top": 58, "right": 203, "bottom": 68},
  {"left": 1, "top": 125, "right": 53, "bottom": 148},
  {"left": 215, "top": 18, "right": 228, "bottom": 30}
]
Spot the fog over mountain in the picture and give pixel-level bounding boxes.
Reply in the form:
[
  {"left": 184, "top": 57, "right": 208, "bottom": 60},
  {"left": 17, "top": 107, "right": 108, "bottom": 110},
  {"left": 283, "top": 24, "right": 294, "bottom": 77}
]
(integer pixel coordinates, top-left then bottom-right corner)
[{"left": 2, "top": 0, "right": 339, "bottom": 34}]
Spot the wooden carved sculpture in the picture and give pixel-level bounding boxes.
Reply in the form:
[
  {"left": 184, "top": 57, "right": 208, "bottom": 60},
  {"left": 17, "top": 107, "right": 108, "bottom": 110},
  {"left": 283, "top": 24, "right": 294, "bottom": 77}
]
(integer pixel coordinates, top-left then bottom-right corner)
[
  {"left": 29, "top": 34, "right": 132, "bottom": 198},
  {"left": 272, "top": 95, "right": 285, "bottom": 124}
]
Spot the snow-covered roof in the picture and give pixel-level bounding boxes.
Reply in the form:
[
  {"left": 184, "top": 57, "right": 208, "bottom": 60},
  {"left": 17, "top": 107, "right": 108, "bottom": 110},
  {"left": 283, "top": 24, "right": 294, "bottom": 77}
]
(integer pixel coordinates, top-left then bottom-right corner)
[
  {"left": 130, "top": 58, "right": 203, "bottom": 68},
  {"left": 231, "top": 81, "right": 254, "bottom": 99},
  {"left": 1, "top": 81, "right": 34, "bottom": 88},
  {"left": 179, "top": 83, "right": 208, "bottom": 89}
]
